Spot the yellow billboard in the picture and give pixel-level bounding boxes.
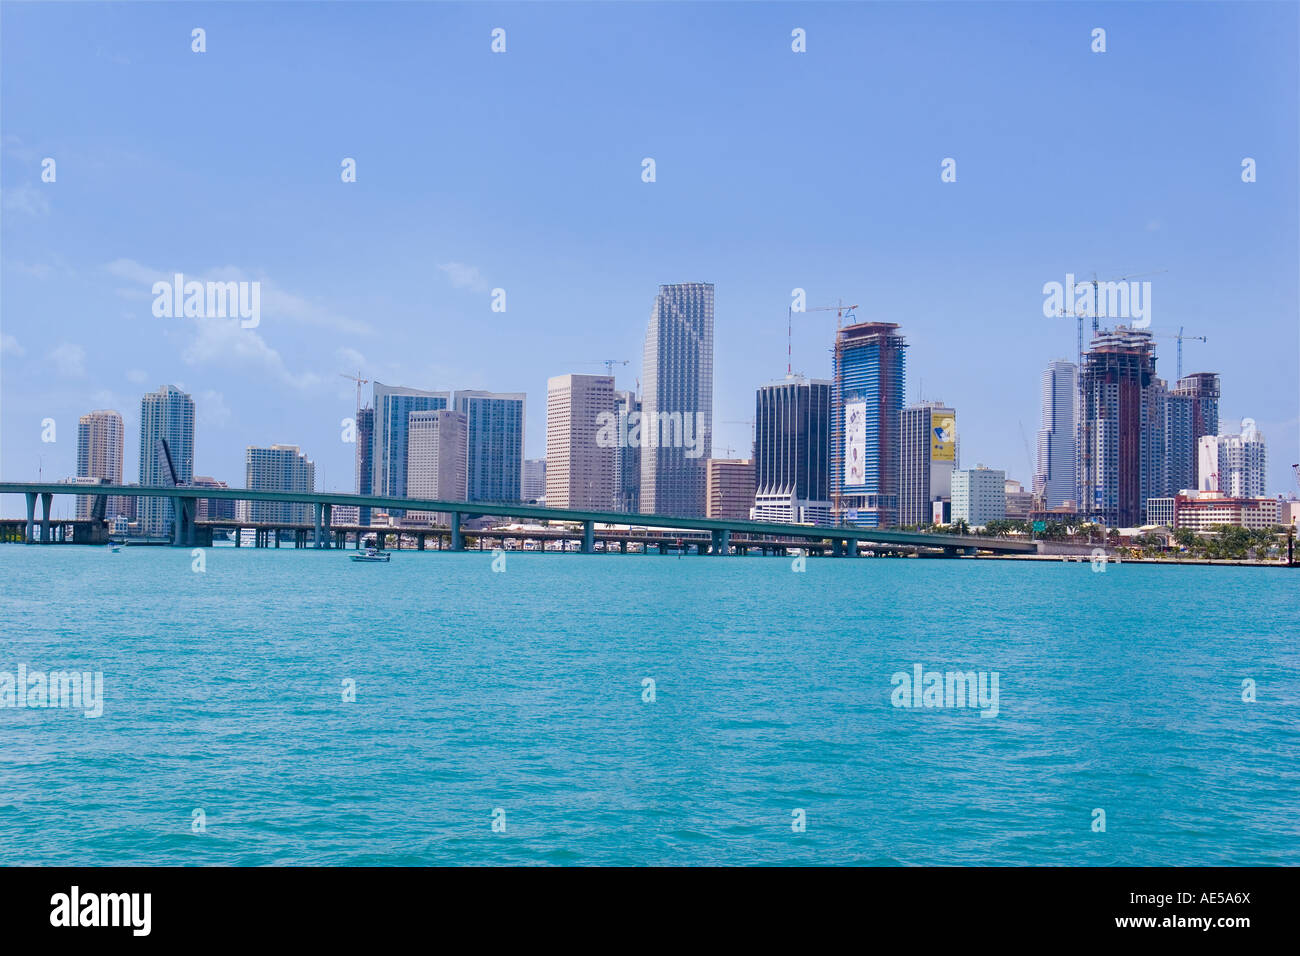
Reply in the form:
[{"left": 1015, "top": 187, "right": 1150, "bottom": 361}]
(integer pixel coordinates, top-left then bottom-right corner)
[{"left": 931, "top": 414, "right": 956, "bottom": 462}]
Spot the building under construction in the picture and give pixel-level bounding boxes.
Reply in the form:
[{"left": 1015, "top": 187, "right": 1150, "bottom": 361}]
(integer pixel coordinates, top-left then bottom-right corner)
[
  {"left": 830, "top": 321, "right": 907, "bottom": 528},
  {"left": 1077, "top": 327, "right": 1163, "bottom": 527}
]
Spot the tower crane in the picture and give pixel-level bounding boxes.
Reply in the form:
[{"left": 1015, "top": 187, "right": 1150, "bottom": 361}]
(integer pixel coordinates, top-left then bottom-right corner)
[
  {"left": 787, "top": 300, "right": 857, "bottom": 376},
  {"left": 339, "top": 372, "right": 369, "bottom": 410},
  {"left": 1062, "top": 270, "right": 1168, "bottom": 364},
  {"left": 576, "top": 360, "right": 630, "bottom": 378},
  {"left": 1172, "top": 326, "right": 1206, "bottom": 381}
]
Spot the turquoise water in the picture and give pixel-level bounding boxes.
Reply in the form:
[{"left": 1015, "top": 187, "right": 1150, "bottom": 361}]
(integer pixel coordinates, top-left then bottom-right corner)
[{"left": 1, "top": 545, "right": 1297, "bottom": 866}]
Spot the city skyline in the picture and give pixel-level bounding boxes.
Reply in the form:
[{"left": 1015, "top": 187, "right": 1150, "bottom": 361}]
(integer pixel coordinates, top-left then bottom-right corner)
[{"left": 2, "top": 2, "right": 1297, "bottom": 506}]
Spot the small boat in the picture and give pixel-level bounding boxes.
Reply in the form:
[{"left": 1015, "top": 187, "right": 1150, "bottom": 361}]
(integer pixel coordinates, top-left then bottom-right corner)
[
  {"left": 350, "top": 548, "right": 390, "bottom": 563},
  {"left": 110, "top": 544, "right": 122, "bottom": 553}
]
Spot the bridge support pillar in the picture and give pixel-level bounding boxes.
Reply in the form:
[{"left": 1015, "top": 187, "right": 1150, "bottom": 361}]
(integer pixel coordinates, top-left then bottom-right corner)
[
  {"left": 711, "top": 529, "right": 730, "bottom": 555},
  {"left": 38, "top": 493, "right": 52, "bottom": 544},
  {"left": 844, "top": 538, "right": 857, "bottom": 557},
  {"left": 25, "top": 493, "right": 36, "bottom": 544},
  {"left": 450, "top": 513, "right": 464, "bottom": 551},
  {"left": 831, "top": 538, "right": 843, "bottom": 557},
  {"left": 313, "top": 504, "right": 323, "bottom": 548},
  {"left": 582, "top": 520, "right": 594, "bottom": 554}
]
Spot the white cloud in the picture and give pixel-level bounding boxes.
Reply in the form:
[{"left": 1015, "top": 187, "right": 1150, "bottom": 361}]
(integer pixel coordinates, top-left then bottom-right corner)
[
  {"left": 181, "top": 318, "right": 320, "bottom": 391},
  {"left": 1, "top": 333, "right": 24, "bottom": 357},
  {"left": 2, "top": 183, "right": 50, "bottom": 217},
  {"left": 436, "top": 261, "right": 490, "bottom": 293},
  {"left": 198, "top": 389, "right": 232, "bottom": 427},
  {"left": 47, "top": 342, "right": 86, "bottom": 377}
]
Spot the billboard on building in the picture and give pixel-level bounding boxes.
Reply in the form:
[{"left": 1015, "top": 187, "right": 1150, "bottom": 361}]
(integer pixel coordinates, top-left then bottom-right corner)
[
  {"left": 931, "top": 413, "right": 956, "bottom": 462},
  {"left": 845, "top": 402, "right": 866, "bottom": 486}
]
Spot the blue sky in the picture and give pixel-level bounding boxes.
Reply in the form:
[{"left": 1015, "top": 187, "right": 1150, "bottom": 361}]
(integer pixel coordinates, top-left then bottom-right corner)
[{"left": 2, "top": 0, "right": 1297, "bottom": 509}]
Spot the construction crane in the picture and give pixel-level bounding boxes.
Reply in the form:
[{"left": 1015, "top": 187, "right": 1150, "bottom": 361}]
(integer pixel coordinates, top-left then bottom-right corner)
[
  {"left": 340, "top": 371, "right": 369, "bottom": 410},
  {"left": 1293, "top": 463, "right": 1299, "bottom": 491},
  {"left": 787, "top": 300, "right": 857, "bottom": 376},
  {"left": 577, "top": 360, "right": 629, "bottom": 377},
  {"left": 1173, "top": 327, "right": 1206, "bottom": 380}
]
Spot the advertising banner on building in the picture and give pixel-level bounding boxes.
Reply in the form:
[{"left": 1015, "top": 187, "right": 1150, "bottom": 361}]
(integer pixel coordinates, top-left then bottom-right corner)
[
  {"left": 845, "top": 402, "right": 866, "bottom": 487},
  {"left": 931, "top": 413, "right": 956, "bottom": 462}
]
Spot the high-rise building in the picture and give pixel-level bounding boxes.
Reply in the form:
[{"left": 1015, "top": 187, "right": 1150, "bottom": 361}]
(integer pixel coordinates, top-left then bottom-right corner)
[
  {"left": 613, "top": 390, "right": 641, "bottom": 513},
  {"left": 1199, "top": 426, "right": 1267, "bottom": 498},
  {"left": 1077, "top": 328, "right": 1163, "bottom": 527},
  {"left": 453, "top": 390, "right": 526, "bottom": 503},
  {"left": 193, "top": 476, "right": 235, "bottom": 522},
  {"left": 546, "top": 374, "right": 615, "bottom": 510},
  {"left": 138, "top": 385, "right": 195, "bottom": 537},
  {"left": 406, "top": 409, "right": 468, "bottom": 523},
  {"left": 355, "top": 405, "right": 375, "bottom": 525},
  {"left": 640, "top": 282, "right": 714, "bottom": 516},
  {"left": 1173, "top": 372, "right": 1220, "bottom": 490},
  {"left": 952, "top": 466, "right": 1006, "bottom": 526},
  {"left": 706, "top": 459, "right": 755, "bottom": 521},
  {"left": 76, "top": 410, "right": 124, "bottom": 519},
  {"left": 371, "top": 382, "right": 450, "bottom": 501},
  {"left": 751, "top": 376, "right": 831, "bottom": 525},
  {"left": 242, "top": 445, "right": 315, "bottom": 524},
  {"left": 1034, "top": 360, "right": 1077, "bottom": 509},
  {"left": 900, "top": 401, "right": 956, "bottom": 527},
  {"left": 522, "top": 459, "right": 547, "bottom": 503},
  {"left": 1161, "top": 383, "right": 1196, "bottom": 496},
  {"left": 831, "top": 321, "right": 906, "bottom": 528}
]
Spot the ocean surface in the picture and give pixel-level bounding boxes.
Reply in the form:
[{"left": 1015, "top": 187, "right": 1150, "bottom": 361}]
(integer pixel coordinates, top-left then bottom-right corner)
[{"left": 1, "top": 544, "right": 1297, "bottom": 866}]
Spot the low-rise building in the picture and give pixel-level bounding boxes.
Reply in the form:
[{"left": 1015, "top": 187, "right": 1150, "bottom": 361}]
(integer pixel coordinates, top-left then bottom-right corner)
[
  {"left": 952, "top": 466, "right": 1005, "bottom": 527},
  {"left": 1173, "top": 493, "right": 1280, "bottom": 531}
]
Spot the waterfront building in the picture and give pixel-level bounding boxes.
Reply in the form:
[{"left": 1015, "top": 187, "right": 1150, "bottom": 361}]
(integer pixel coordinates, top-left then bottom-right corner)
[
  {"left": 1034, "top": 360, "right": 1077, "bottom": 509},
  {"left": 453, "top": 390, "right": 526, "bottom": 503},
  {"left": 76, "top": 409, "right": 124, "bottom": 519},
  {"left": 242, "top": 445, "right": 315, "bottom": 524},
  {"left": 640, "top": 282, "right": 714, "bottom": 516},
  {"left": 138, "top": 385, "right": 195, "bottom": 537},
  {"left": 522, "top": 459, "right": 547, "bottom": 503},
  {"left": 751, "top": 375, "right": 831, "bottom": 525},
  {"left": 1199, "top": 425, "right": 1267, "bottom": 499},
  {"left": 900, "top": 400, "right": 956, "bottom": 527},
  {"left": 1146, "top": 497, "right": 1175, "bottom": 528},
  {"left": 952, "top": 466, "right": 1006, "bottom": 527},
  {"left": 706, "top": 458, "right": 755, "bottom": 522},
  {"left": 355, "top": 405, "right": 374, "bottom": 526},
  {"left": 1173, "top": 492, "right": 1279, "bottom": 531},
  {"left": 1173, "top": 372, "right": 1220, "bottom": 490},
  {"left": 1004, "top": 478, "right": 1034, "bottom": 522},
  {"left": 831, "top": 321, "right": 906, "bottom": 527},
  {"left": 546, "top": 374, "right": 615, "bottom": 510},
  {"left": 1077, "top": 327, "right": 1163, "bottom": 527},
  {"left": 193, "top": 476, "right": 235, "bottom": 522},
  {"left": 371, "top": 382, "right": 450, "bottom": 502},
  {"left": 1161, "top": 384, "right": 1196, "bottom": 497},
  {"left": 613, "top": 390, "right": 641, "bottom": 513},
  {"left": 406, "top": 409, "right": 468, "bottom": 523}
]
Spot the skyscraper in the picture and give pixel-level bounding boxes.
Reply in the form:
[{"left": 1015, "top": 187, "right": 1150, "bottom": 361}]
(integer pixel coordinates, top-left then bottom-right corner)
[
  {"left": 640, "top": 282, "right": 714, "bottom": 516},
  {"left": 831, "top": 321, "right": 906, "bottom": 528},
  {"left": 900, "top": 401, "right": 956, "bottom": 527},
  {"left": 751, "top": 375, "right": 831, "bottom": 525},
  {"left": 1200, "top": 425, "right": 1267, "bottom": 498},
  {"left": 546, "top": 374, "right": 615, "bottom": 510},
  {"left": 406, "top": 409, "right": 468, "bottom": 523},
  {"left": 75, "top": 409, "right": 124, "bottom": 519},
  {"left": 452, "top": 390, "right": 526, "bottom": 503},
  {"left": 1173, "top": 372, "right": 1221, "bottom": 490},
  {"left": 1034, "top": 360, "right": 1077, "bottom": 509},
  {"left": 1078, "top": 327, "right": 1163, "bottom": 527},
  {"left": 613, "top": 390, "right": 641, "bottom": 513},
  {"left": 243, "top": 445, "right": 315, "bottom": 524},
  {"left": 138, "top": 385, "right": 195, "bottom": 537},
  {"left": 355, "top": 405, "right": 374, "bottom": 526},
  {"left": 1161, "top": 383, "right": 1196, "bottom": 496},
  {"left": 371, "top": 382, "right": 450, "bottom": 501}
]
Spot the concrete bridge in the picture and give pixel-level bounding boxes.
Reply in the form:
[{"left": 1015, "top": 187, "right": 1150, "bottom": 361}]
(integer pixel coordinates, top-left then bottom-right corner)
[{"left": 0, "top": 482, "right": 1039, "bottom": 556}]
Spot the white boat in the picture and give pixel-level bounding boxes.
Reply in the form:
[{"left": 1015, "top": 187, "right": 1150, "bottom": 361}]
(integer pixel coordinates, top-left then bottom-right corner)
[{"left": 350, "top": 548, "right": 390, "bottom": 563}]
